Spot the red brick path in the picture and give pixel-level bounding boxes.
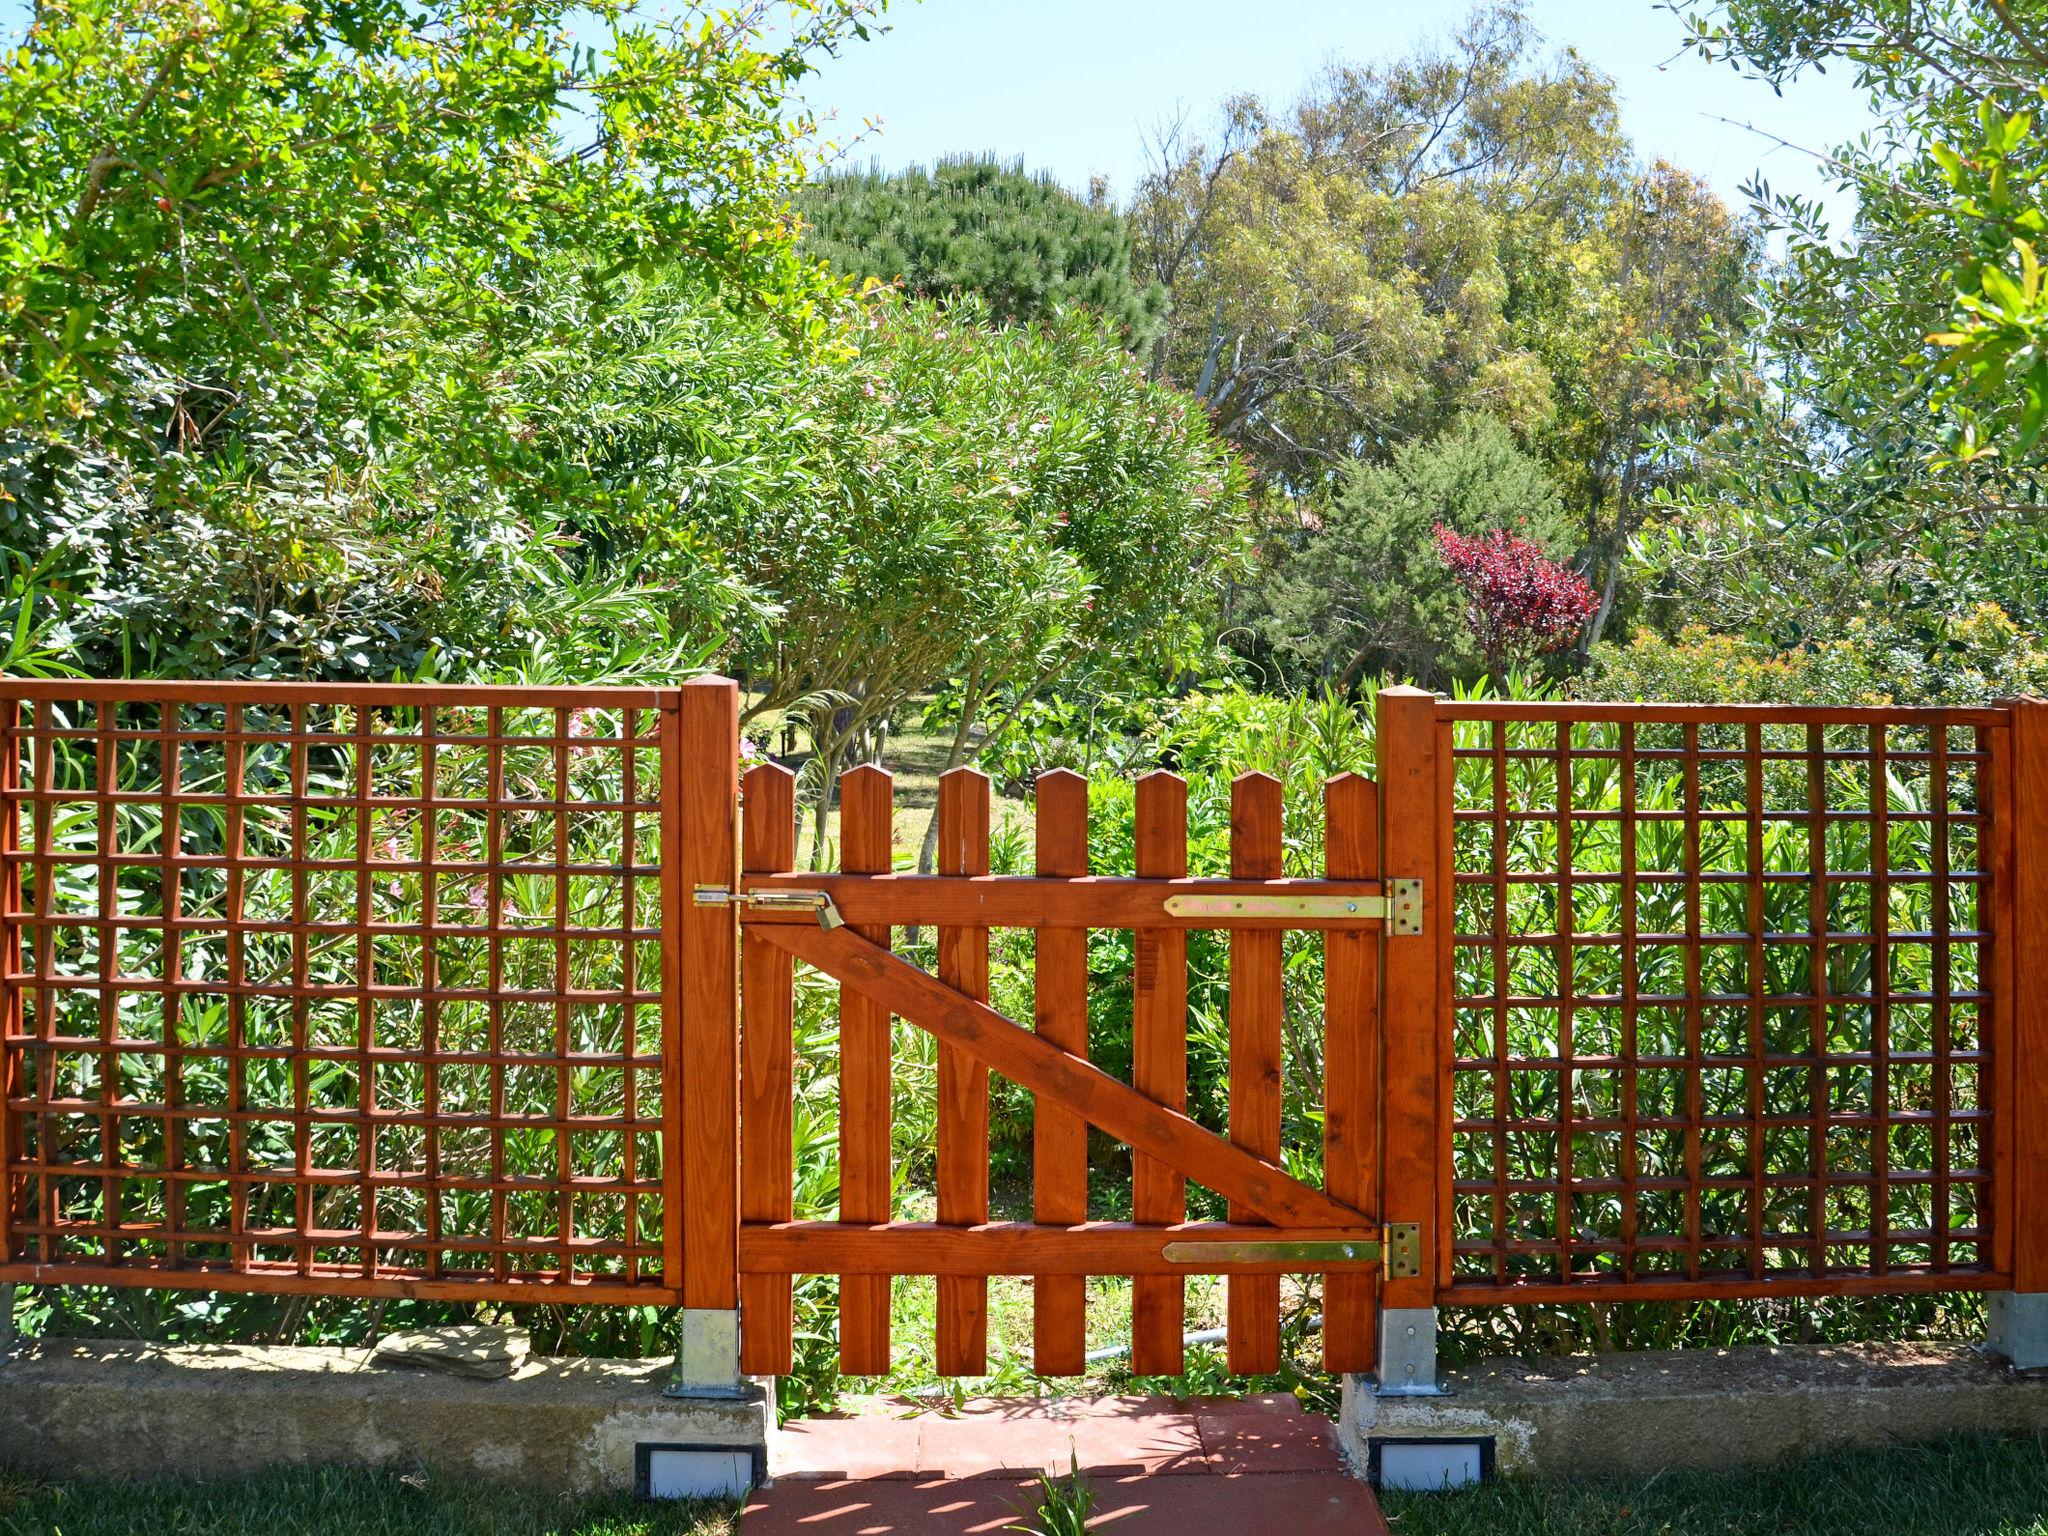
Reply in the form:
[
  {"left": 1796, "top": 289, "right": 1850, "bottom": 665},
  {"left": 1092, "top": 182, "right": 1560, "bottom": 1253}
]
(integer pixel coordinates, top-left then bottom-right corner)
[{"left": 740, "top": 1395, "right": 1387, "bottom": 1534}]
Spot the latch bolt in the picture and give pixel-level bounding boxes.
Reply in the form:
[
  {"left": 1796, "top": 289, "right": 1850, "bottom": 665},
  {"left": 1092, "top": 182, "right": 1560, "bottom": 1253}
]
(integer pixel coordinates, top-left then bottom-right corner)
[{"left": 693, "top": 886, "right": 845, "bottom": 930}]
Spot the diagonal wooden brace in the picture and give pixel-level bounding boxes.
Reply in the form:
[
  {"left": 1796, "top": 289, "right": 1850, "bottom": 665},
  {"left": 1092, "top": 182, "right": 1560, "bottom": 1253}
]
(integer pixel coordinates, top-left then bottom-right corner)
[{"left": 762, "top": 922, "right": 1372, "bottom": 1231}]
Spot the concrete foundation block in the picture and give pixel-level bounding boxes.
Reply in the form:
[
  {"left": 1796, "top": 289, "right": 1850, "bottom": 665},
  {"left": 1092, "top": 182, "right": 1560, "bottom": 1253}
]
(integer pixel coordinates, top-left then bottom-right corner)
[
  {"left": 1340, "top": 1341, "right": 2048, "bottom": 1481},
  {"left": 1985, "top": 1292, "right": 2048, "bottom": 1371},
  {"left": 0, "top": 1339, "right": 774, "bottom": 1497}
]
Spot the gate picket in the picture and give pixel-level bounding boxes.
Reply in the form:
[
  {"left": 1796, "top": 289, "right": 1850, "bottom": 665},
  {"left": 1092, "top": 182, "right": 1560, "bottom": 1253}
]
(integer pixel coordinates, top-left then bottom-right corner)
[
  {"left": 1033, "top": 769, "right": 1091, "bottom": 1374},
  {"left": 838, "top": 765, "right": 895, "bottom": 1374},
  {"left": 739, "top": 763, "right": 797, "bottom": 1375},
  {"left": 1227, "top": 772, "right": 1285, "bottom": 1375},
  {"left": 935, "top": 768, "right": 993, "bottom": 1374},
  {"left": 1130, "top": 770, "right": 1190, "bottom": 1375}
]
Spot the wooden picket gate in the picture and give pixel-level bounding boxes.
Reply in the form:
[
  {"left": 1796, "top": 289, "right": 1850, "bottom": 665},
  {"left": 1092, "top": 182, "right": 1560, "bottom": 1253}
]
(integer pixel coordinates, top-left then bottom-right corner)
[{"left": 689, "top": 683, "right": 1447, "bottom": 1379}]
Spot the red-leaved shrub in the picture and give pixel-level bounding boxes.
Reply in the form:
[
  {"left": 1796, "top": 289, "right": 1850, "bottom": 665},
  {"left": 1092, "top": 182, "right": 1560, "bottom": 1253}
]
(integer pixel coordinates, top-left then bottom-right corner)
[{"left": 1433, "top": 525, "right": 1597, "bottom": 670}]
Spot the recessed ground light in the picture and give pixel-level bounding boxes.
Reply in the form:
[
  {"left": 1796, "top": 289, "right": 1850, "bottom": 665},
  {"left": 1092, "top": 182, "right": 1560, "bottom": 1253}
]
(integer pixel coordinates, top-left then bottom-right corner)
[
  {"left": 635, "top": 1443, "right": 757, "bottom": 1500},
  {"left": 1367, "top": 1436, "right": 1494, "bottom": 1492}
]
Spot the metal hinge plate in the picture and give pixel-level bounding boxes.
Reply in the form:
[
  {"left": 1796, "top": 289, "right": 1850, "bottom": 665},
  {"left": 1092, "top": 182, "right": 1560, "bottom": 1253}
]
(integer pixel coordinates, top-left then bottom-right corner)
[
  {"left": 1161, "top": 1238, "right": 1383, "bottom": 1266},
  {"left": 1384, "top": 1221, "right": 1422, "bottom": 1279},
  {"left": 1163, "top": 893, "right": 1385, "bottom": 922},
  {"left": 1387, "top": 878, "right": 1424, "bottom": 936}
]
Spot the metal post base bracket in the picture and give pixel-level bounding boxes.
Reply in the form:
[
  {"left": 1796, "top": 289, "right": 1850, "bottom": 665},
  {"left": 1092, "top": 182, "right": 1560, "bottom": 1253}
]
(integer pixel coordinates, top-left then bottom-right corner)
[
  {"left": 1376, "top": 1306, "right": 1445, "bottom": 1397},
  {"left": 666, "top": 1310, "right": 745, "bottom": 1399},
  {"left": 1986, "top": 1292, "right": 2048, "bottom": 1372}
]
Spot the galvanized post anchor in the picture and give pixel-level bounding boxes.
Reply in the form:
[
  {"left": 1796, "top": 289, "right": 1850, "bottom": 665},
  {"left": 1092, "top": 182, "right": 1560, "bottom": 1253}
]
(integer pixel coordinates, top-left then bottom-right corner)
[
  {"left": 1985, "top": 1292, "right": 2048, "bottom": 1372},
  {"left": 1375, "top": 1306, "right": 1445, "bottom": 1397},
  {"left": 665, "top": 1309, "right": 746, "bottom": 1399}
]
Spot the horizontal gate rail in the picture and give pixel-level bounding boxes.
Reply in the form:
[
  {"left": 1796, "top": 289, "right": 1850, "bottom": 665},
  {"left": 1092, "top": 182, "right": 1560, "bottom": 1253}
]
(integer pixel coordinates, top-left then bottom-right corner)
[
  {"left": 0, "top": 679, "right": 684, "bottom": 1302},
  {"left": 739, "top": 1221, "right": 1386, "bottom": 1276},
  {"left": 1432, "top": 697, "right": 2015, "bottom": 1304},
  {"left": 732, "top": 872, "right": 1390, "bottom": 929}
]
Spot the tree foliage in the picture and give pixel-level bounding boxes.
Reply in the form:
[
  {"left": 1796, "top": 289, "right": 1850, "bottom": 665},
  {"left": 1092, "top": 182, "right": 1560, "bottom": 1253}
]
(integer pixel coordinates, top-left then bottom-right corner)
[
  {"left": 0, "top": 0, "right": 883, "bottom": 678},
  {"left": 796, "top": 155, "right": 1167, "bottom": 343},
  {"left": 1636, "top": 0, "right": 2048, "bottom": 673},
  {"left": 1256, "top": 414, "right": 1574, "bottom": 686},
  {"left": 1131, "top": 0, "right": 1754, "bottom": 646}
]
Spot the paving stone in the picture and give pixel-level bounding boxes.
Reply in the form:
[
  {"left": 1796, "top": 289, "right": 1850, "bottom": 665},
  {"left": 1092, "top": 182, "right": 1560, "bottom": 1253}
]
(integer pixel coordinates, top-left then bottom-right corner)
[
  {"left": 743, "top": 1471, "right": 1387, "bottom": 1535},
  {"left": 774, "top": 1413, "right": 926, "bottom": 1480},
  {"left": 1194, "top": 1406, "right": 1343, "bottom": 1475}
]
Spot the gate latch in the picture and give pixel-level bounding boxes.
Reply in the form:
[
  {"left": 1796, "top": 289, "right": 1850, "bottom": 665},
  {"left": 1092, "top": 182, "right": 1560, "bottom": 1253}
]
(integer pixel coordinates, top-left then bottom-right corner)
[{"left": 693, "top": 886, "right": 845, "bottom": 930}]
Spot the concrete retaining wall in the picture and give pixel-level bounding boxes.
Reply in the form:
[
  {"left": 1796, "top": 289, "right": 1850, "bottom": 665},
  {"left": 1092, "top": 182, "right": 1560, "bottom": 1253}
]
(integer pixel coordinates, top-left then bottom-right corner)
[
  {"left": 0, "top": 1340, "right": 773, "bottom": 1495},
  {"left": 1343, "top": 1341, "right": 2048, "bottom": 1479}
]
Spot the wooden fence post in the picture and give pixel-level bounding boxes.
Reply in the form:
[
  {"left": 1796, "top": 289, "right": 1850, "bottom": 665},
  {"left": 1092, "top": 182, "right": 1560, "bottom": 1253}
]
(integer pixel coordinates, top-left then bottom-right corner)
[
  {"left": 1376, "top": 685, "right": 1447, "bottom": 1390},
  {"left": 671, "top": 676, "right": 741, "bottom": 1392},
  {"left": 1990, "top": 696, "right": 2048, "bottom": 1366}
]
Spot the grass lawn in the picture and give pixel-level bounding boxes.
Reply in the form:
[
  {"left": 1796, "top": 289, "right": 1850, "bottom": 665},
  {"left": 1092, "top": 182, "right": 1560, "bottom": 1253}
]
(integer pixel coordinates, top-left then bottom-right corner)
[
  {"left": 1378, "top": 1434, "right": 2048, "bottom": 1536},
  {"left": 0, "top": 1464, "right": 737, "bottom": 1536}
]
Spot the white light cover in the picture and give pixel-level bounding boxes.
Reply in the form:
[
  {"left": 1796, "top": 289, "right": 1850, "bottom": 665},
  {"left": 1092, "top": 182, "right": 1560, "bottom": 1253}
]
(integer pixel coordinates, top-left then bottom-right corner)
[
  {"left": 1377, "top": 1439, "right": 1486, "bottom": 1492},
  {"left": 644, "top": 1447, "right": 754, "bottom": 1500}
]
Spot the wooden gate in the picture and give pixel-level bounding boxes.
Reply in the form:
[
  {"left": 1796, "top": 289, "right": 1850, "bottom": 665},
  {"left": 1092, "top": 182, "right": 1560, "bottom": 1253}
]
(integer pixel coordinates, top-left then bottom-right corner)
[{"left": 700, "top": 686, "right": 1449, "bottom": 1379}]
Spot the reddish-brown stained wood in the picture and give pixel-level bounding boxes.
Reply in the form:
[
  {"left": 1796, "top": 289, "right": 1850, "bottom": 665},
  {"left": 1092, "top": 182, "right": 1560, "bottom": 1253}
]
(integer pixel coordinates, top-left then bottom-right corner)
[
  {"left": 678, "top": 678, "right": 740, "bottom": 1311},
  {"left": 1988, "top": 716, "right": 2019, "bottom": 1281},
  {"left": 738, "top": 872, "right": 1386, "bottom": 929},
  {"left": 0, "top": 698, "right": 18, "bottom": 1265},
  {"left": 1131, "top": 770, "right": 1189, "bottom": 1375},
  {"left": 740, "top": 1221, "right": 1385, "bottom": 1276},
  {"left": 2007, "top": 699, "right": 2048, "bottom": 1292},
  {"left": 1322, "top": 772, "right": 1378, "bottom": 1371},
  {"left": 1227, "top": 771, "right": 1283, "bottom": 1375},
  {"left": 838, "top": 764, "right": 895, "bottom": 1374},
  {"left": 1034, "top": 768, "right": 1090, "bottom": 1374},
  {"left": 1438, "top": 700, "right": 2007, "bottom": 727},
  {"left": 1378, "top": 687, "right": 1442, "bottom": 1311},
  {"left": 740, "top": 763, "right": 796, "bottom": 1375},
  {"left": 936, "top": 767, "right": 992, "bottom": 1374},
  {"left": 761, "top": 922, "right": 1368, "bottom": 1229},
  {"left": 1442, "top": 1269, "right": 2002, "bottom": 1307}
]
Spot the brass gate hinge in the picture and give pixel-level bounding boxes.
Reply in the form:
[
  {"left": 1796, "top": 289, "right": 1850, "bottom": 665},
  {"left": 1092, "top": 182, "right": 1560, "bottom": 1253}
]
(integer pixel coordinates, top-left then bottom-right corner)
[
  {"left": 1162, "top": 879, "right": 1423, "bottom": 931},
  {"left": 1158, "top": 1221, "right": 1424, "bottom": 1273},
  {"left": 1388, "top": 878, "right": 1423, "bottom": 936},
  {"left": 1384, "top": 1221, "right": 1422, "bottom": 1279},
  {"left": 693, "top": 886, "right": 844, "bottom": 930}
]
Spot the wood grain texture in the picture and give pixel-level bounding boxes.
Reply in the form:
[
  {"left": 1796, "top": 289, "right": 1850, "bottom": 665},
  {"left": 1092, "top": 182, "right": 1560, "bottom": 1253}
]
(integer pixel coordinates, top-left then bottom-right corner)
[
  {"left": 741, "top": 1221, "right": 1384, "bottom": 1275},
  {"left": 760, "top": 923, "right": 1368, "bottom": 1229},
  {"left": 1322, "top": 771, "right": 1379, "bottom": 1372},
  {"left": 2007, "top": 700, "right": 2048, "bottom": 1292},
  {"left": 1377, "top": 688, "right": 1442, "bottom": 1311},
  {"left": 1227, "top": 772, "right": 1283, "bottom": 1375},
  {"left": 837, "top": 764, "right": 895, "bottom": 1374},
  {"left": 935, "top": 768, "right": 992, "bottom": 1374},
  {"left": 1033, "top": 769, "right": 1090, "bottom": 1374},
  {"left": 738, "top": 872, "right": 1385, "bottom": 929},
  {"left": 678, "top": 678, "right": 740, "bottom": 1310},
  {"left": 1130, "top": 771, "right": 1189, "bottom": 1375},
  {"left": 739, "top": 762, "right": 796, "bottom": 1375}
]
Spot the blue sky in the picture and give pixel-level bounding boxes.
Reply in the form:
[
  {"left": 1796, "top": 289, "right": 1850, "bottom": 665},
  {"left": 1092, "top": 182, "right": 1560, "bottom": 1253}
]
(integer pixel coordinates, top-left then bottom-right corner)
[{"left": 798, "top": 0, "right": 1880, "bottom": 233}]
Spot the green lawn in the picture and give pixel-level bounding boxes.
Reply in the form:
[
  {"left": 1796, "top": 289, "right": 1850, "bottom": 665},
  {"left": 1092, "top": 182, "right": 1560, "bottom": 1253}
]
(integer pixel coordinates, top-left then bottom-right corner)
[
  {"left": 1379, "top": 1435, "right": 2048, "bottom": 1536},
  {"left": 0, "top": 1464, "right": 737, "bottom": 1536},
  {"left": 7, "top": 1435, "right": 2045, "bottom": 1535}
]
